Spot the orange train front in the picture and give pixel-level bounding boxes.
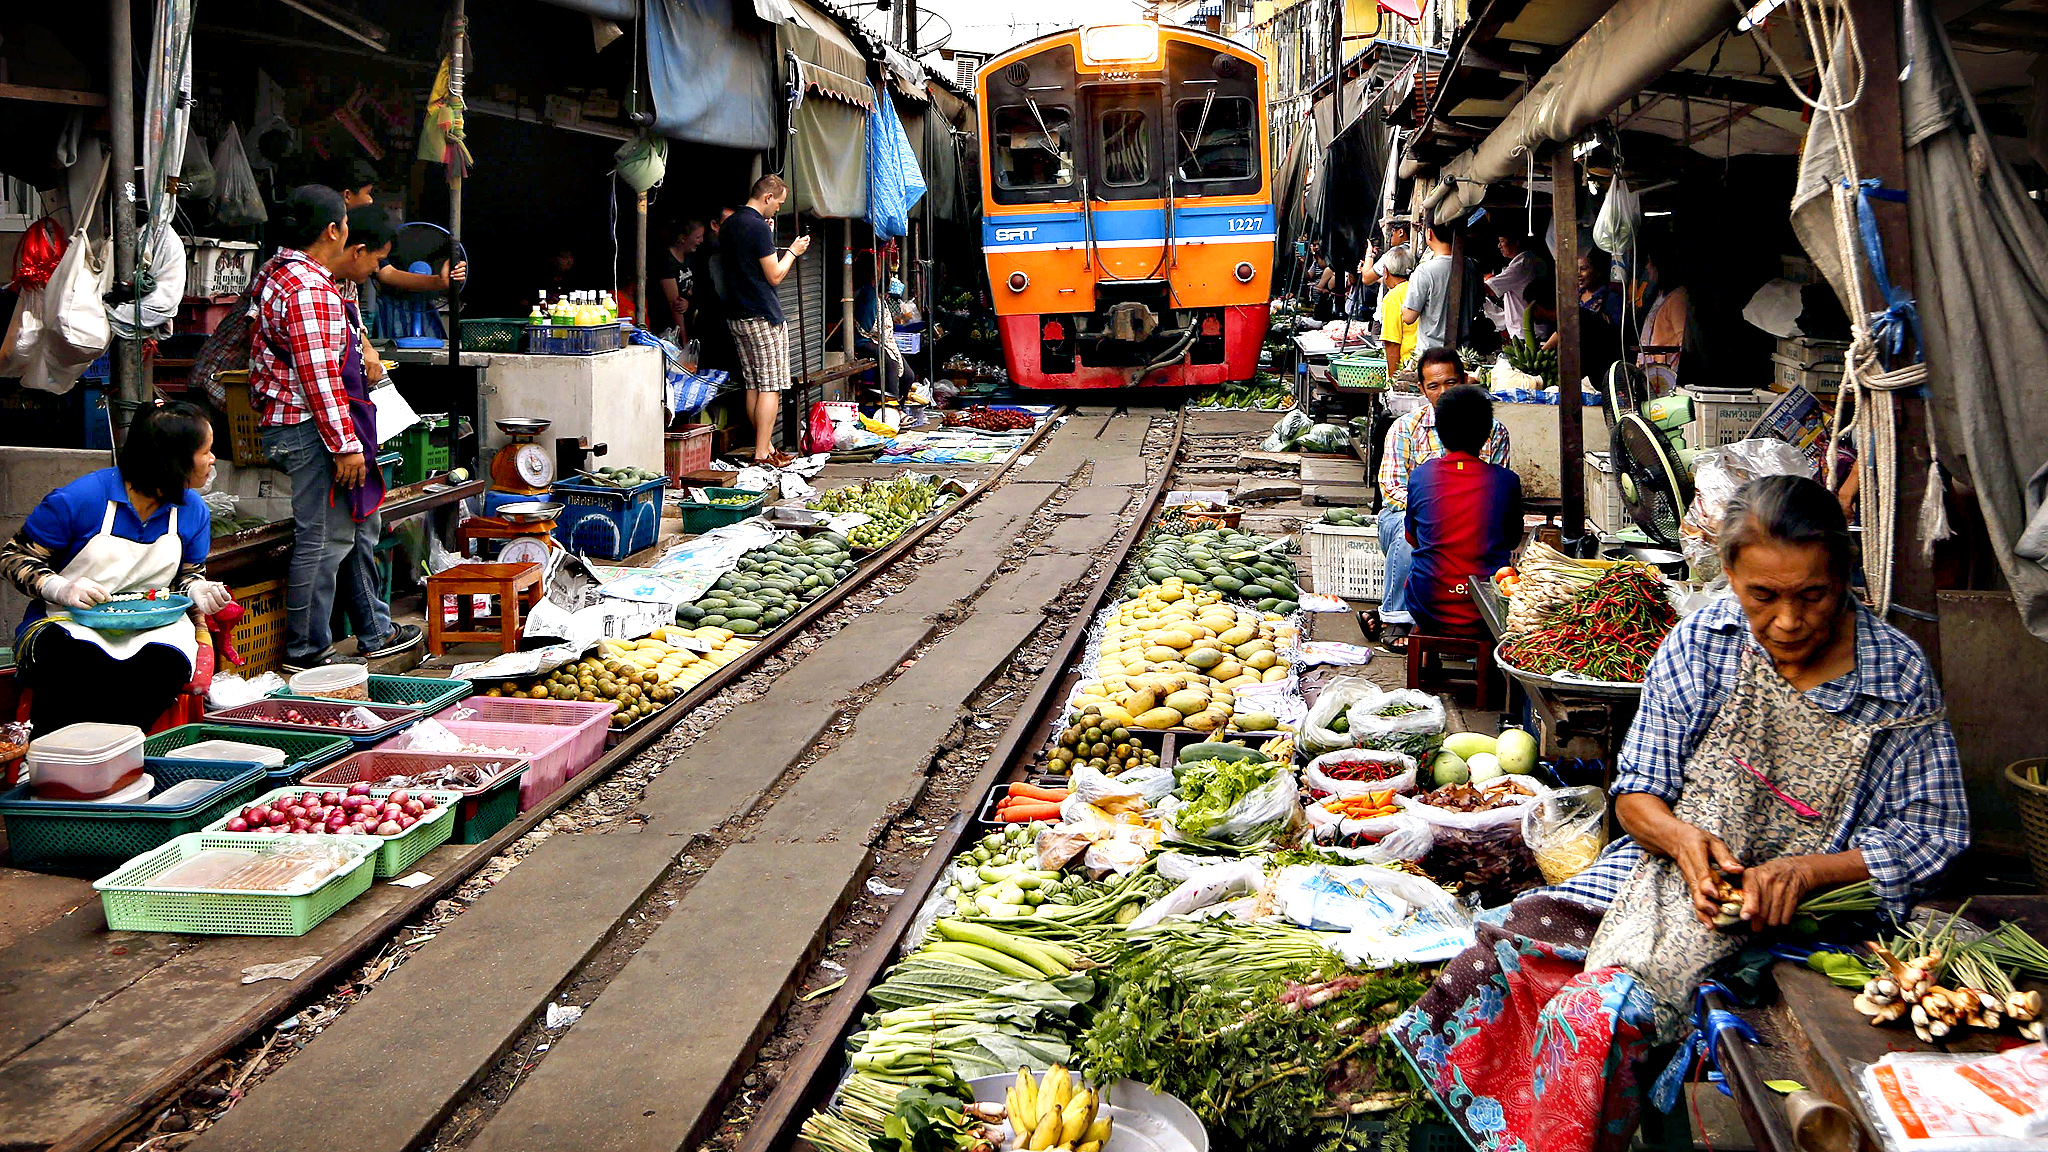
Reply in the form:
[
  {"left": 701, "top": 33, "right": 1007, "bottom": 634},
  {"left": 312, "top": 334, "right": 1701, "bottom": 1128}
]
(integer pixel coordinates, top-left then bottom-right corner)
[{"left": 976, "top": 23, "right": 1274, "bottom": 390}]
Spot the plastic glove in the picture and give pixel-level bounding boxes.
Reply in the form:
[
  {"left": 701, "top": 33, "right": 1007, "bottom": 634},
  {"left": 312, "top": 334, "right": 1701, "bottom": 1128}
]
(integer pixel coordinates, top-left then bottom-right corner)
[
  {"left": 186, "top": 580, "right": 232, "bottom": 616},
  {"left": 40, "top": 575, "right": 111, "bottom": 608}
]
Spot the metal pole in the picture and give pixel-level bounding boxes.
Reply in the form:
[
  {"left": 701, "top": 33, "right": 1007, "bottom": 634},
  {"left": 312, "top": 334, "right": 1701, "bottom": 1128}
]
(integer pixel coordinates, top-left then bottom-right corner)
[
  {"left": 842, "top": 225, "right": 856, "bottom": 359},
  {"left": 905, "top": 0, "right": 919, "bottom": 52},
  {"left": 447, "top": 0, "right": 465, "bottom": 371},
  {"left": 1552, "top": 150, "right": 1586, "bottom": 545},
  {"left": 110, "top": 0, "right": 141, "bottom": 434}
]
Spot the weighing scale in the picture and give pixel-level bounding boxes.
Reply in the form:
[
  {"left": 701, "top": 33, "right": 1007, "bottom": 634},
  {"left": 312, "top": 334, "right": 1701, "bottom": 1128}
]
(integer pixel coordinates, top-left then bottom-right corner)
[{"left": 468, "top": 418, "right": 563, "bottom": 563}]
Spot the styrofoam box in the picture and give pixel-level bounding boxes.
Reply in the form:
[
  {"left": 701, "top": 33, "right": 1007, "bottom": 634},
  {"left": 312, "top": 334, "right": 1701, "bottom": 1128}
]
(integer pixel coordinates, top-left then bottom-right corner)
[
  {"left": 1584, "top": 452, "right": 1629, "bottom": 536},
  {"left": 186, "top": 238, "right": 260, "bottom": 299},
  {"left": 1683, "top": 388, "right": 1775, "bottom": 451}
]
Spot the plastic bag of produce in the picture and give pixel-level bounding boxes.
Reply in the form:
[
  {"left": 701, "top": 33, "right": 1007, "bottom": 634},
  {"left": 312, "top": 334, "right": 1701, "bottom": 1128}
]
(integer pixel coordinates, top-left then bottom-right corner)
[
  {"left": 1295, "top": 422, "right": 1352, "bottom": 454},
  {"left": 1593, "top": 173, "right": 1641, "bottom": 255},
  {"left": 1127, "top": 857, "right": 1266, "bottom": 929},
  {"left": 1261, "top": 409, "right": 1313, "bottom": 452},
  {"left": 1067, "top": 762, "right": 1168, "bottom": 814},
  {"left": 1522, "top": 785, "right": 1609, "bottom": 884},
  {"left": 1161, "top": 760, "right": 1300, "bottom": 846},
  {"left": 1345, "top": 689, "right": 1446, "bottom": 760},
  {"left": 1273, "top": 862, "right": 1473, "bottom": 966},
  {"left": 1299, "top": 675, "right": 1381, "bottom": 757},
  {"left": 1404, "top": 779, "right": 1548, "bottom": 907},
  {"left": 1304, "top": 801, "right": 1434, "bottom": 860},
  {"left": 1303, "top": 748, "right": 1418, "bottom": 798}
]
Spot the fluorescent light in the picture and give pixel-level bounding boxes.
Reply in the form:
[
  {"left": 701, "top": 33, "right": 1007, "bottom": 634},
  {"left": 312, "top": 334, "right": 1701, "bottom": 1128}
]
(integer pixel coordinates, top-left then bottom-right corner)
[
  {"left": 1645, "top": 209, "right": 1673, "bottom": 217},
  {"left": 1736, "top": 0, "right": 1786, "bottom": 31}
]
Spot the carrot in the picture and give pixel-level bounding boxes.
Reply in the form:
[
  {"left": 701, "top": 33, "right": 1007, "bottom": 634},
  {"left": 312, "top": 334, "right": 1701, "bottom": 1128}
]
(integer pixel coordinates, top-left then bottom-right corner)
[
  {"left": 1008, "top": 782, "right": 1070, "bottom": 803},
  {"left": 999, "top": 801, "right": 1063, "bottom": 822}
]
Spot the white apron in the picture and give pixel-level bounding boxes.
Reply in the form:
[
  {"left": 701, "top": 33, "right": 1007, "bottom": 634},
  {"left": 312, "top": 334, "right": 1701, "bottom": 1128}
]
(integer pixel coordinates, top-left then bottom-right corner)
[{"left": 42, "top": 500, "right": 198, "bottom": 663}]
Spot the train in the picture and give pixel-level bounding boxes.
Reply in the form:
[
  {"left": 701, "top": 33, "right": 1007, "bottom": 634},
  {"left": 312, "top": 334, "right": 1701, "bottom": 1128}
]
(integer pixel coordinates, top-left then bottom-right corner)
[{"left": 975, "top": 22, "right": 1274, "bottom": 390}]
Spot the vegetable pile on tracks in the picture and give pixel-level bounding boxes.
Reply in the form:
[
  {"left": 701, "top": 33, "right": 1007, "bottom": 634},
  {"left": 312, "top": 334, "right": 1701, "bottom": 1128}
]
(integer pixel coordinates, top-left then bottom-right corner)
[
  {"left": 677, "top": 532, "right": 856, "bottom": 633},
  {"left": 809, "top": 476, "right": 942, "bottom": 550},
  {"left": 945, "top": 407, "right": 1037, "bottom": 431}
]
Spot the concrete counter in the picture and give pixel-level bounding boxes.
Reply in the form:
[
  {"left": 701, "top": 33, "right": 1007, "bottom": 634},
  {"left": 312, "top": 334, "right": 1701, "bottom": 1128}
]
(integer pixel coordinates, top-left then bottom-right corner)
[{"left": 476, "top": 347, "right": 665, "bottom": 476}]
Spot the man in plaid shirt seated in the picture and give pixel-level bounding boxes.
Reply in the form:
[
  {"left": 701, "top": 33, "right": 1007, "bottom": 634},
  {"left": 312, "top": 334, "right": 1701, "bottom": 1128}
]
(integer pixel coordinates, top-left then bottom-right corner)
[{"left": 249, "top": 186, "right": 370, "bottom": 672}]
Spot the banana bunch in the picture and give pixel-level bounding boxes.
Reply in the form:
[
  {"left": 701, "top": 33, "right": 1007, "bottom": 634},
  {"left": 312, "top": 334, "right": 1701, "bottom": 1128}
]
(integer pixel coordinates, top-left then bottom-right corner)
[{"left": 1006, "top": 1065, "right": 1111, "bottom": 1152}]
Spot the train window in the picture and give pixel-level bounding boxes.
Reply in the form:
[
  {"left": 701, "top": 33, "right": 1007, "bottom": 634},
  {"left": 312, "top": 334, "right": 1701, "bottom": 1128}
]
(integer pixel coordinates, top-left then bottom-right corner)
[
  {"left": 1175, "top": 97, "right": 1256, "bottom": 182},
  {"left": 1099, "top": 110, "right": 1151, "bottom": 188},
  {"left": 992, "top": 105, "right": 1074, "bottom": 193}
]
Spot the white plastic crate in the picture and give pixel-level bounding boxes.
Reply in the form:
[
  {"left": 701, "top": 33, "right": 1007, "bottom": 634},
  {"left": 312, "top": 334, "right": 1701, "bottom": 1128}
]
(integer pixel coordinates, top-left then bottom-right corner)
[
  {"left": 1769, "top": 352, "right": 1843, "bottom": 396},
  {"left": 1304, "top": 522, "right": 1385, "bottom": 601},
  {"left": 185, "top": 238, "right": 259, "bottom": 299},
  {"left": 1683, "top": 388, "right": 1774, "bottom": 451},
  {"left": 1584, "top": 452, "right": 1629, "bottom": 536}
]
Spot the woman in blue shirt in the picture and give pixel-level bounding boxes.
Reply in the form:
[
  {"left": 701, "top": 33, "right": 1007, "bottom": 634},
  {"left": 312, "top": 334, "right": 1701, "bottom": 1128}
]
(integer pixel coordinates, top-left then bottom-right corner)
[{"left": 0, "top": 403, "right": 230, "bottom": 733}]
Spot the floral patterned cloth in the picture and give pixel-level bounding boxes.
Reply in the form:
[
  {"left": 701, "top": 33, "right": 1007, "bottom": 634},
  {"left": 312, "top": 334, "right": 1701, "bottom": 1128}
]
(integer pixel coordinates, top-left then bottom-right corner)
[{"left": 1391, "top": 895, "right": 1656, "bottom": 1152}]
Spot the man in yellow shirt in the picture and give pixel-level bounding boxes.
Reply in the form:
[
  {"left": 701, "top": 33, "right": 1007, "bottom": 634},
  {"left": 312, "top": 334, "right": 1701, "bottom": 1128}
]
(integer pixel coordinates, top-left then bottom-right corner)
[{"left": 1377, "top": 247, "right": 1419, "bottom": 372}]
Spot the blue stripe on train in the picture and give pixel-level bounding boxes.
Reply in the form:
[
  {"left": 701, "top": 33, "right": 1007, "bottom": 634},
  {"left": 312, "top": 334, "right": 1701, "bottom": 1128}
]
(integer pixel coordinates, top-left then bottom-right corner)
[{"left": 984, "top": 205, "right": 1275, "bottom": 248}]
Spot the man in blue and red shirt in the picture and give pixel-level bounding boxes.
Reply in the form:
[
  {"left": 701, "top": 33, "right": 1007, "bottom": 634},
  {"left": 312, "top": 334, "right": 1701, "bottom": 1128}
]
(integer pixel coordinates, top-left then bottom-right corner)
[{"left": 1405, "top": 385, "right": 1524, "bottom": 638}]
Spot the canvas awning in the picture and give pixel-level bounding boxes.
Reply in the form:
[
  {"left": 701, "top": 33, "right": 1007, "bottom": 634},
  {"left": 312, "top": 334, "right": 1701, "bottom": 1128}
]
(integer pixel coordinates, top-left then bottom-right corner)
[
  {"left": 783, "top": 0, "right": 875, "bottom": 110},
  {"left": 1423, "top": 0, "right": 1739, "bottom": 217},
  {"left": 644, "top": 0, "right": 777, "bottom": 150}
]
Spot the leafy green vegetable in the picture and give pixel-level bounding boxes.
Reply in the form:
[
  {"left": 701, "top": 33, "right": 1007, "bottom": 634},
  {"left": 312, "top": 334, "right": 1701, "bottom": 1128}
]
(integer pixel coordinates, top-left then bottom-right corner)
[
  {"left": 874, "top": 1087, "right": 977, "bottom": 1152},
  {"left": 1172, "top": 757, "right": 1279, "bottom": 837}
]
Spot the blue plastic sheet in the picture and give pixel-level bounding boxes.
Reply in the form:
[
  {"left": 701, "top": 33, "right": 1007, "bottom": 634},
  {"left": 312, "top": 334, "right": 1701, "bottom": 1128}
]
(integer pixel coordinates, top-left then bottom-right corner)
[
  {"left": 644, "top": 0, "right": 776, "bottom": 150},
  {"left": 865, "top": 82, "right": 926, "bottom": 239}
]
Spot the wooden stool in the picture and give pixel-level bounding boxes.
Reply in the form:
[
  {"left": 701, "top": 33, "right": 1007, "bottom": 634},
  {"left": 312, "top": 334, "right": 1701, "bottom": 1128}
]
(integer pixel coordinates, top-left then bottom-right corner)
[
  {"left": 1406, "top": 630, "right": 1499, "bottom": 711},
  {"left": 425, "top": 562, "right": 543, "bottom": 655}
]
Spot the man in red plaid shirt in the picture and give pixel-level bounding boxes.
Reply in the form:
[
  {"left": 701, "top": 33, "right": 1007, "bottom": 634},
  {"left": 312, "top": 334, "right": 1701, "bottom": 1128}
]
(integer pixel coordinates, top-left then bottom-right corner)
[{"left": 250, "top": 187, "right": 371, "bottom": 671}]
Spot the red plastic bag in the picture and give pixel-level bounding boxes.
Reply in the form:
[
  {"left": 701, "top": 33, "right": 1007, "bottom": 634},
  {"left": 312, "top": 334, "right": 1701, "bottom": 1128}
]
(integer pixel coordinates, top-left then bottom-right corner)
[
  {"left": 803, "top": 401, "right": 857, "bottom": 455},
  {"left": 9, "top": 217, "right": 66, "bottom": 292}
]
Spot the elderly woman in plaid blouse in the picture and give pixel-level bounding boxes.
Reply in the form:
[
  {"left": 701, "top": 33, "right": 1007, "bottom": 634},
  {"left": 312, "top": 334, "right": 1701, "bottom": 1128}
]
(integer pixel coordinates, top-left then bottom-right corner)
[{"left": 1394, "top": 474, "right": 1967, "bottom": 1152}]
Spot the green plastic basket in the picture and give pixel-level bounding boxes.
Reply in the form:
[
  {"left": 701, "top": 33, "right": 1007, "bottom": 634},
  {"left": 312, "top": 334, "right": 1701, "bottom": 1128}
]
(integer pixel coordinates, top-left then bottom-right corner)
[
  {"left": 273, "top": 674, "right": 471, "bottom": 714},
  {"left": 1329, "top": 353, "right": 1389, "bottom": 390},
  {"left": 145, "top": 724, "right": 354, "bottom": 782},
  {"left": 93, "top": 832, "right": 379, "bottom": 936},
  {"left": 0, "top": 758, "right": 269, "bottom": 872},
  {"left": 204, "top": 785, "right": 460, "bottom": 877},
  {"left": 458, "top": 318, "right": 528, "bottom": 354},
  {"left": 677, "top": 487, "right": 764, "bottom": 534}
]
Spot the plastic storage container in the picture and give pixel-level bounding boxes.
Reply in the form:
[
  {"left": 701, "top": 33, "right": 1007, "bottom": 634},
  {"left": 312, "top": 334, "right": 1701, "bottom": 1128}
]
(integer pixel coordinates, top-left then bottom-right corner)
[
  {"left": 93, "top": 832, "right": 379, "bottom": 936},
  {"left": 0, "top": 756, "right": 268, "bottom": 871},
  {"left": 145, "top": 724, "right": 352, "bottom": 782},
  {"left": 1302, "top": 521, "right": 1385, "bottom": 601},
  {"left": 289, "top": 664, "right": 371, "bottom": 701},
  {"left": 159, "top": 740, "right": 289, "bottom": 772},
  {"left": 302, "top": 750, "right": 530, "bottom": 844},
  {"left": 525, "top": 322, "right": 623, "bottom": 356},
  {"left": 665, "top": 425, "right": 714, "bottom": 487},
  {"left": 26, "top": 723, "right": 148, "bottom": 800}
]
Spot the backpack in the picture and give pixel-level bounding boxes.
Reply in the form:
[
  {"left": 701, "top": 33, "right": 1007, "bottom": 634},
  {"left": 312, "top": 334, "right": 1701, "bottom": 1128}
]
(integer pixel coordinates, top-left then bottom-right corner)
[{"left": 190, "top": 254, "right": 285, "bottom": 409}]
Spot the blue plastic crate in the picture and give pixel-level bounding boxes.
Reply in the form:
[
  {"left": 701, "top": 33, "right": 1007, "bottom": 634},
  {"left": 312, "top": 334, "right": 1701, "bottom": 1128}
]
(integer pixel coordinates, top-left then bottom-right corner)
[
  {"left": 525, "top": 323, "right": 623, "bottom": 356},
  {"left": 82, "top": 382, "right": 113, "bottom": 452},
  {"left": 551, "top": 476, "right": 665, "bottom": 560}
]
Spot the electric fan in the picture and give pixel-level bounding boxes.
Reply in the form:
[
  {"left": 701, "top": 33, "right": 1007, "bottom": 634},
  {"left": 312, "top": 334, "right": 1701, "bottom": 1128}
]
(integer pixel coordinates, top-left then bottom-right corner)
[
  {"left": 1603, "top": 361, "right": 1651, "bottom": 431},
  {"left": 1611, "top": 412, "right": 1695, "bottom": 547},
  {"left": 376, "top": 221, "right": 467, "bottom": 349}
]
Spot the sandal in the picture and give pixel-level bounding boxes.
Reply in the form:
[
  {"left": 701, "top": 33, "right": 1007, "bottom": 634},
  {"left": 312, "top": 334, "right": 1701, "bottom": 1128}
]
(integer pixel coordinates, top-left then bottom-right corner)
[
  {"left": 1382, "top": 624, "right": 1410, "bottom": 653},
  {"left": 1360, "top": 609, "right": 1384, "bottom": 643}
]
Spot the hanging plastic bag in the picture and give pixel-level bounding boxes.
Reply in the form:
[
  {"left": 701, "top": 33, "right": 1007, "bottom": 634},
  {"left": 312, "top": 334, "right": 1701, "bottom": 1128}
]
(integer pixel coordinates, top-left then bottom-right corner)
[
  {"left": 110, "top": 226, "right": 185, "bottom": 338},
  {"left": 26, "top": 160, "right": 113, "bottom": 393},
  {"left": 613, "top": 134, "right": 667, "bottom": 194},
  {"left": 1300, "top": 676, "right": 1383, "bottom": 757},
  {"left": 1522, "top": 785, "right": 1609, "bottom": 884},
  {"left": 212, "top": 126, "right": 269, "bottom": 226},
  {"left": 1592, "top": 173, "right": 1640, "bottom": 256},
  {"left": 1, "top": 287, "right": 48, "bottom": 380},
  {"left": 1680, "top": 438, "right": 1818, "bottom": 584},
  {"left": 1302, "top": 747, "right": 1419, "bottom": 799},
  {"left": 1345, "top": 689, "right": 1447, "bottom": 760},
  {"left": 179, "top": 126, "right": 217, "bottom": 200}
]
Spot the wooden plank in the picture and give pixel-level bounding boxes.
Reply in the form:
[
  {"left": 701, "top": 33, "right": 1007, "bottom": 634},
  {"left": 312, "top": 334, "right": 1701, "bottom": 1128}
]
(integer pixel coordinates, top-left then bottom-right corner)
[
  {"left": 0, "top": 84, "right": 108, "bottom": 107},
  {"left": 1551, "top": 151, "right": 1585, "bottom": 539},
  {"left": 1300, "top": 457, "right": 1367, "bottom": 484},
  {"left": 1300, "top": 482, "right": 1377, "bottom": 506}
]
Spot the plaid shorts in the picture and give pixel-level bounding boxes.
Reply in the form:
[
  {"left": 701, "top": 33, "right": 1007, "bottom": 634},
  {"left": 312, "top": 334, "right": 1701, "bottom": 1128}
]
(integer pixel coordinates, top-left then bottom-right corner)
[{"left": 728, "top": 316, "right": 790, "bottom": 394}]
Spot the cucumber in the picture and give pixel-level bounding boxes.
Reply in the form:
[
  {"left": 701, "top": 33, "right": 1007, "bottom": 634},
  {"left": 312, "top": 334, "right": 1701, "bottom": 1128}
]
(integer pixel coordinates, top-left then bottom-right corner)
[{"left": 1177, "top": 741, "right": 1270, "bottom": 765}]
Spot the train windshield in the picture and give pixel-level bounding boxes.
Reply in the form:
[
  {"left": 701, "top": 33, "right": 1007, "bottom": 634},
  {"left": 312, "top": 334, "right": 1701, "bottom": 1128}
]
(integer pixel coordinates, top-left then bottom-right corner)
[
  {"left": 1100, "top": 110, "right": 1152, "bottom": 187},
  {"left": 1175, "top": 96, "right": 1256, "bottom": 182},
  {"left": 993, "top": 105, "right": 1075, "bottom": 192}
]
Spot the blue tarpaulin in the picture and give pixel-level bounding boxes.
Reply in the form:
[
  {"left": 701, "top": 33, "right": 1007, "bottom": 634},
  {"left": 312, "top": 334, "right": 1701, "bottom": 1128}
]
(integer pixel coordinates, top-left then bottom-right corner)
[
  {"left": 865, "top": 81, "right": 926, "bottom": 239},
  {"left": 645, "top": 0, "right": 777, "bottom": 150}
]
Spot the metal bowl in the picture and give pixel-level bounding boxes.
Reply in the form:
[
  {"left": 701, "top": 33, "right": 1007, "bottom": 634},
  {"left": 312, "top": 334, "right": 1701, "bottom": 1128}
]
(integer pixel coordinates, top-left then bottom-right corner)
[
  {"left": 494, "top": 501, "right": 563, "bottom": 524},
  {"left": 495, "top": 418, "right": 552, "bottom": 438}
]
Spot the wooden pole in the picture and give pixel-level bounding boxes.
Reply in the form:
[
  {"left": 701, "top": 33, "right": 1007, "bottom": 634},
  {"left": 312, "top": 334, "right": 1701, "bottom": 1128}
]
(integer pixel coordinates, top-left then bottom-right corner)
[
  {"left": 636, "top": 189, "right": 649, "bottom": 332},
  {"left": 1840, "top": 0, "right": 1940, "bottom": 665},
  {"left": 1552, "top": 149, "right": 1585, "bottom": 544}
]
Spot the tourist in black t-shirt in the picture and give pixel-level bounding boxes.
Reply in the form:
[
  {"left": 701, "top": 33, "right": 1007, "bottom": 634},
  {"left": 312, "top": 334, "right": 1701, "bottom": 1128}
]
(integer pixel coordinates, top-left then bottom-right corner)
[{"left": 719, "top": 175, "right": 810, "bottom": 467}]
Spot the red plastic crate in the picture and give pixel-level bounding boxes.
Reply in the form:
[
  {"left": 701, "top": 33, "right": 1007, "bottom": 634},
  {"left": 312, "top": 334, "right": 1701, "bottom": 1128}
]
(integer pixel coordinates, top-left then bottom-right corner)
[
  {"left": 401, "top": 697, "right": 610, "bottom": 811},
  {"left": 203, "top": 698, "right": 422, "bottom": 746},
  {"left": 665, "top": 425, "right": 714, "bottom": 488}
]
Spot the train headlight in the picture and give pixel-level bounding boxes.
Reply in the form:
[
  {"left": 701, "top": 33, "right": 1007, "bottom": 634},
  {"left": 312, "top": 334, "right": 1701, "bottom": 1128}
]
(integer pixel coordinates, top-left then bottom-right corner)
[
  {"left": 1234, "top": 261, "right": 1255, "bottom": 283},
  {"left": 1080, "top": 24, "right": 1160, "bottom": 66},
  {"left": 1007, "top": 271, "right": 1030, "bottom": 293}
]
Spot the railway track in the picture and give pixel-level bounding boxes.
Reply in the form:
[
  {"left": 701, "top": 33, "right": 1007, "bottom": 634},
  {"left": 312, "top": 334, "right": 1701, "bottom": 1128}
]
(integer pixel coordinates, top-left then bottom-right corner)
[{"left": 73, "top": 408, "right": 1183, "bottom": 1152}]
